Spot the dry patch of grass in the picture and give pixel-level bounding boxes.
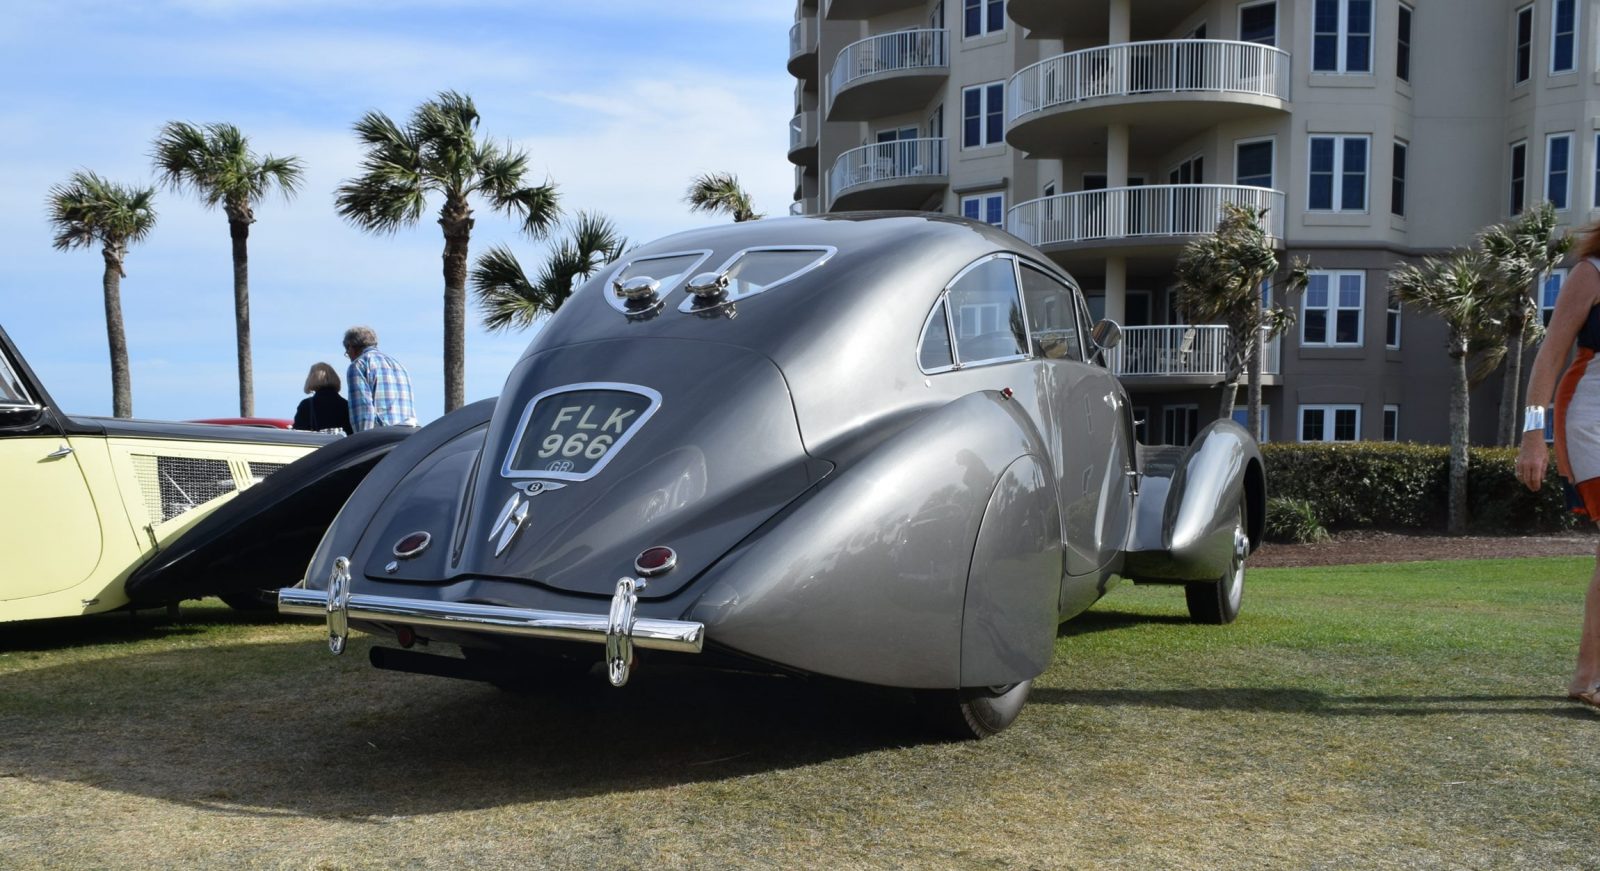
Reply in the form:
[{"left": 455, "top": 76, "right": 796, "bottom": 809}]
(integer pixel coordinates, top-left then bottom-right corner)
[{"left": 1, "top": 557, "right": 1596, "bottom": 869}]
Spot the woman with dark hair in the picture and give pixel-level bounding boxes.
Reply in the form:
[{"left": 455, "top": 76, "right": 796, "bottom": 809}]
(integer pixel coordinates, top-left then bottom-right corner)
[
  {"left": 1517, "top": 227, "right": 1600, "bottom": 709},
  {"left": 292, "top": 361, "right": 352, "bottom": 435}
]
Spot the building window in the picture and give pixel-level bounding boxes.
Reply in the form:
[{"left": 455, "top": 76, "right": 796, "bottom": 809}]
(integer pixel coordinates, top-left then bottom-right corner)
[
  {"left": 1312, "top": 0, "right": 1373, "bottom": 73},
  {"left": 962, "top": 192, "right": 1005, "bottom": 226},
  {"left": 1392, "top": 140, "right": 1407, "bottom": 217},
  {"left": 1300, "top": 404, "right": 1361, "bottom": 442},
  {"left": 1552, "top": 0, "right": 1577, "bottom": 74},
  {"left": 1231, "top": 406, "right": 1271, "bottom": 442},
  {"left": 963, "top": 0, "right": 1005, "bottom": 38},
  {"left": 1309, "top": 134, "right": 1369, "bottom": 211},
  {"left": 962, "top": 82, "right": 1004, "bottom": 149},
  {"left": 1396, "top": 3, "right": 1412, "bottom": 81},
  {"left": 1236, "top": 139, "right": 1274, "bottom": 188},
  {"left": 1304, "top": 270, "right": 1365, "bottom": 346},
  {"left": 1170, "top": 154, "right": 1204, "bottom": 184},
  {"left": 1239, "top": 1, "right": 1277, "bottom": 46},
  {"left": 1164, "top": 405, "right": 1200, "bottom": 446},
  {"left": 1547, "top": 132, "right": 1572, "bottom": 210},
  {"left": 1515, "top": 4, "right": 1534, "bottom": 83},
  {"left": 1594, "top": 133, "right": 1600, "bottom": 208},
  {"left": 1510, "top": 140, "right": 1528, "bottom": 215},
  {"left": 1382, "top": 405, "right": 1399, "bottom": 441},
  {"left": 1386, "top": 292, "right": 1401, "bottom": 349},
  {"left": 1543, "top": 268, "right": 1570, "bottom": 326}
]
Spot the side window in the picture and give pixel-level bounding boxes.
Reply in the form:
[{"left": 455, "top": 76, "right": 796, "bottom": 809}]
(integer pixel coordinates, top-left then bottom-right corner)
[
  {"left": 919, "top": 301, "right": 955, "bottom": 371},
  {"left": 948, "top": 257, "right": 1026, "bottom": 363},
  {"left": 0, "top": 352, "right": 31, "bottom": 406},
  {"left": 1019, "top": 264, "right": 1082, "bottom": 361}
]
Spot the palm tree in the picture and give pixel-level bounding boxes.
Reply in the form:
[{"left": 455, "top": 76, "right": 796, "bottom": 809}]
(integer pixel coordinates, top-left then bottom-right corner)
[
  {"left": 1479, "top": 203, "right": 1572, "bottom": 445},
  {"left": 46, "top": 172, "right": 158, "bottom": 418},
  {"left": 152, "top": 121, "right": 304, "bottom": 417},
  {"left": 472, "top": 211, "right": 628, "bottom": 332},
  {"left": 1172, "top": 202, "right": 1308, "bottom": 435},
  {"left": 685, "top": 172, "right": 762, "bottom": 222},
  {"left": 336, "top": 90, "right": 560, "bottom": 411},
  {"left": 1390, "top": 249, "right": 1502, "bottom": 534}
]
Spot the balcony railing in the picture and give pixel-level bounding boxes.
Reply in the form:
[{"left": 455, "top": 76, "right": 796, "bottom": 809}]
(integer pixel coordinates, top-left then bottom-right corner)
[
  {"left": 1110, "top": 325, "right": 1280, "bottom": 378},
  {"left": 827, "top": 28, "right": 949, "bottom": 111},
  {"left": 1008, "top": 39, "right": 1290, "bottom": 124},
  {"left": 1006, "top": 185, "right": 1284, "bottom": 248},
  {"left": 790, "top": 21, "right": 803, "bottom": 57},
  {"left": 789, "top": 113, "right": 814, "bottom": 153},
  {"left": 827, "top": 137, "right": 947, "bottom": 205}
]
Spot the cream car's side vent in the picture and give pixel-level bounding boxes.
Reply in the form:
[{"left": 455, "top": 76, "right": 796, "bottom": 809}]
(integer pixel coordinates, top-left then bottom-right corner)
[{"left": 130, "top": 454, "right": 238, "bottom": 525}]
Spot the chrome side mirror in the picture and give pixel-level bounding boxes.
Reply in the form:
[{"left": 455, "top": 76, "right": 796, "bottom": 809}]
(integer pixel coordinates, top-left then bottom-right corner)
[
  {"left": 1089, "top": 319, "right": 1122, "bottom": 366},
  {"left": 1090, "top": 319, "right": 1122, "bottom": 350}
]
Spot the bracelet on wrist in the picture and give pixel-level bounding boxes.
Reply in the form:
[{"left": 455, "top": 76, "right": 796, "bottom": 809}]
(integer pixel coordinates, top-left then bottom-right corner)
[{"left": 1523, "top": 405, "right": 1546, "bottom": 434}]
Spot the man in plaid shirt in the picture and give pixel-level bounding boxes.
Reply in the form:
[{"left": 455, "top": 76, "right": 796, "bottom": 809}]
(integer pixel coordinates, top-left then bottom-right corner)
[{"left": 342, "top": 325, "right": 418, "bottom": 431}]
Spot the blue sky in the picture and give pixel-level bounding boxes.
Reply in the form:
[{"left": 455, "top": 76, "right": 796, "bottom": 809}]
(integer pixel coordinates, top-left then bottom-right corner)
[{"left": 0, "top": 0, "right": 795, "bottom": 422}]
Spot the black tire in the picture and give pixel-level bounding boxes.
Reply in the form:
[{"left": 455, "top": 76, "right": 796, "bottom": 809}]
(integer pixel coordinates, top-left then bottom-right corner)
[
  {"left": 918, "top": 679, "right": 1033, "bottom": 739},
  {"left": 462, "top": 646, "right": 597, "bottom": 692},
  {"left": 1185, "top": 498, "right": 1248, "bottom": 625},
  {"left": 218, "top": 589, "right": 278, "bottom": 612}
]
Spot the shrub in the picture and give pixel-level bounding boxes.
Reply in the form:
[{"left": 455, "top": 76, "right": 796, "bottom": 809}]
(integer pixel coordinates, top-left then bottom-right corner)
[
  {"left": 1260, "top": 441, "right": 1579, "bottom": 534},
  {"left": 1264, "top": 497, "right": 1331, "bottom": 543}
]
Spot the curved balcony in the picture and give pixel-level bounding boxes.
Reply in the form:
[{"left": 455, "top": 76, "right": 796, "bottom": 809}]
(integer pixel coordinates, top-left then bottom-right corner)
[
  {"left": 1005, "top": 185, "right": 1284, "bottom": 256},
  {"left": 827, "top": 138, "right": 948, "bottom": 211},
  {"left": 1111, "top": 325, "right": 1280, "bottom": 388},
  {"left": 788, "top": 112, "right": 817, "bottom": 167},
  {"left": 825, "top": 0, "right": 924, "bottom": 20},
  {"left": 1006, "top": 40, "right": 1290, "bottom": 157},
  {"left": 788, "top": 19, "right": 818, "bottom": 80},
  {"left": 827, "top": 29, "right": 949, "bottom": 122}
]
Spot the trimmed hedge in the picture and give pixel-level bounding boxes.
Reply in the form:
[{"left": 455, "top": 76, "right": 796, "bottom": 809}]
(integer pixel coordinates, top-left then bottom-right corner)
[{"left": 1260, "top": 441, "right": 1580, "bottom": 534}]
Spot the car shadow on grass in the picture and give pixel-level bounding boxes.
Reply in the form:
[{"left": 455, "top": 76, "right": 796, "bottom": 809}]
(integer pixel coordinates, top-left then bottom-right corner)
[
  {"left": 1057, "top": 608, "right": 1192, "bottom": 637},
  {"left": 1031, "top": 686, "right": 1599, "bottom": 719},
  {"left": 0, "top": 636, "right": 952, "bottom": 820},
  {"left": 0, "top": 605, "right": 296, "bottom": 654}
]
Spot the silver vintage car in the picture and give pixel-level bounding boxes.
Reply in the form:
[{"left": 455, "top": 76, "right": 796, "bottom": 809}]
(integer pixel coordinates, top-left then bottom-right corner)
[{"left": 279, "top": 214, "right": 1264, "bottom": 738}]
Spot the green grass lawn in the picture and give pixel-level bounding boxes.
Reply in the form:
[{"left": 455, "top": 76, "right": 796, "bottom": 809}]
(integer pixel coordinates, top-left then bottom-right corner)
[{"left": 1, "top": 557, "right": 1596, "bottom": 870}]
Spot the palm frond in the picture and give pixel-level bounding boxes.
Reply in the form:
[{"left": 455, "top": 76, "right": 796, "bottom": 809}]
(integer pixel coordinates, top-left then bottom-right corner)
[
  {"left": 686, "top": 171, "right": 761, "bottom": 222},
  {"left": 46, "top": 170, "right": 158, "bottom": 250},
  {"left": 472, "top": 244, "right": 549, "bottom": 332},
  {"left": 151, "top": 120, "right": 304, "bottom": 211}
]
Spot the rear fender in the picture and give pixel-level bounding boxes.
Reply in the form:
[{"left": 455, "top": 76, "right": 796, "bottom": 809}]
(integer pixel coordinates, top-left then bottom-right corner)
[
  {"left": 687, "top": 391, "right": 1056, "bottom": 689},
  {"left": 1124, "top": 420, "right": 1263, "bottom": 584}
]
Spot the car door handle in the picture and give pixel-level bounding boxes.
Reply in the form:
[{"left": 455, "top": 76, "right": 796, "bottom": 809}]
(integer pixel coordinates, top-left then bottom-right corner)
[{"left": 46, "top": 445, "right": 73, "bottom": 459}]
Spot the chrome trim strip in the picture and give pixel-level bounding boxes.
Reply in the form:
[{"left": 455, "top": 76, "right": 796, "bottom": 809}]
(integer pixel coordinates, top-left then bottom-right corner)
[
  {"left": 499, "top": 381, "right": 663, "bottom": 483},
  {"left": 278, "top": 586, "right": 705, "bottom": 654}
]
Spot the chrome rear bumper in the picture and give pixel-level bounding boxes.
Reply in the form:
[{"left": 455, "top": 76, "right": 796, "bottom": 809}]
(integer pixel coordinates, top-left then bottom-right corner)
[{"left": 278, "top": 556, "right": 704, "bottom": 687}]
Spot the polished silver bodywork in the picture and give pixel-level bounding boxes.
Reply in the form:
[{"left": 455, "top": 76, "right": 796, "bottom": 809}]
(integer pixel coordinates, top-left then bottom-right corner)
[{"left": 284, "top": 214, "right": 1263, "bottom": 691}]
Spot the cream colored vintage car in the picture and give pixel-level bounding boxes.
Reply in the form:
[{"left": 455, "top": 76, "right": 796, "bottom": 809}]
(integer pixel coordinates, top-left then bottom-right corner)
[{"left": 0, "top": 326, "right": 330, "bottom": 623}]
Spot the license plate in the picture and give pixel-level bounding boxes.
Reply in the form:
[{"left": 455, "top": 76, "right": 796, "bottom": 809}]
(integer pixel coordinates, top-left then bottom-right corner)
[{"left": 501, "top": 383, "right": 661, "bottom": 482}]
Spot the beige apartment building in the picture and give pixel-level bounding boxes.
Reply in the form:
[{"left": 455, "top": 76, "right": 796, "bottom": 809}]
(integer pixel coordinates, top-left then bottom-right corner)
[{"left": 788, "top": 0, "right": 1600, "bottom": 445}]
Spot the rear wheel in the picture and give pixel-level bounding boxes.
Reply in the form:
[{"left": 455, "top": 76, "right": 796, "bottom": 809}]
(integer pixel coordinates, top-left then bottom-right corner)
[
  {"left": 1185, "top": 499, "right": 1248, "bottom": 625},
  {"left": 918, "top": 680, "right": 1033, "bottom": 739}
]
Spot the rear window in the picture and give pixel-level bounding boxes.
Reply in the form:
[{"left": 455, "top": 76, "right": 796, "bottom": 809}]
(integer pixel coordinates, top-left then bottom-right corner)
[
  {"left": 679, "top": 246, "right": 833, "bottom": 311},
  {"left": 606, "top": 251, "right": 710, "bottom": 313}
]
